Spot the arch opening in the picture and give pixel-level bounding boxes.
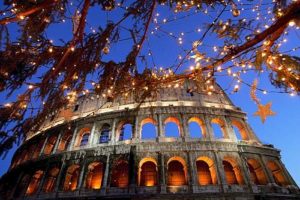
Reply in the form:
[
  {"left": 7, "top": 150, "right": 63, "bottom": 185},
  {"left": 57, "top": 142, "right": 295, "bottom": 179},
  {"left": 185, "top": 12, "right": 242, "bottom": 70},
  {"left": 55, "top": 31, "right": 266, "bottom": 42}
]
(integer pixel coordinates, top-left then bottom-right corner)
[
  {"left": 247, "top": 159, "right": 268, "bottom": 185},
  {"left": 99, "top": 124, "right": 110, "bottom": 143},
  {"left": 141, "top": 121, "right": 157, "bottom": 140},
  {"left": 222, "top": 158, "right": 244, "bottom": 185},
  {"left": 57, "top": 131, "right": 72, "bottom": 152},
  {"left": 25, "top": 170, "right": 44, "bottom": 195},
  {"left": 63, "top": 165, "right": 80, "bottom": 191},
  {"left": 164, "top": 117, "right": 181, "bottom": 138},
  {"left": 43, "top": 135, "right": 58, "bottom": 155},
  {"left": 188, "top": 117, "right": 206, "bottom": 138},
  {"left": 267, "top": 161, "right": 289, "bottom": 186},
  {"left": 42, "top": 167, "right": 60, "bottom": 193},
  {"left": 211, "top": 118, "right": 228, "bottom": 139},
  {"left": 119, "top": 123, "right": 133, "bottom": 141},
  {"left": 231, "top": 120, "right": 249, "bottom": 140},
  {"left": 139, "top": 159, "right": 158, "bottom": 186},
  {"left": 167, "top": 158, "right": 187, "bottom": 186},
  {"left": 85, "top": 162, "right": 104, "bottom": 189}
]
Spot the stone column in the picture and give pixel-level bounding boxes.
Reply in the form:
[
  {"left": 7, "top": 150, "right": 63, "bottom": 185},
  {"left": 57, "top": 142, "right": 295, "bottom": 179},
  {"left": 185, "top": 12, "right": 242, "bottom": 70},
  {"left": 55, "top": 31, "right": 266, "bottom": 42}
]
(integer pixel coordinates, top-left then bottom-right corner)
[
  {"left": 203, "top": 116, "right": 214, "bottom": 140},
  {"left": 238, "top": 154, "right": 252, "bottom": 189},
  {"left": 36, "top": 163, "right": 51, "bottom": 195},
  {"left": 157, "top": 114, "right": 164, "bottom": 141},
  {"left": 277, "top": 159, "right": 297, "bottom": 186},
  {"left": 259, "top": 155, "right": 276, "bottom": 184},
  {"left": 9, "top": 171, "right": 24, "bottom": 199},
  {"left": 213, "top": 151, "right": 225, "bottom": 193},
  {"left": 133, "top": 115, "right": 140, "bottom": 141},
  {"left": 54, "top": 160, "right": 66, "bottom": 193},
  {"left": 68, "top": 126, "right": 78, "bottom": 151},
  {"left": 110, "top": 119, "right": 117, "bottom": 144},
  {"left": 52, "top": 131, "right": 62, "bottom": 154},
  {"left": 77, "top": 161, "right": 86, "bottom": 189},
  {"left": 158, "top": 153, "right": 166, "bottom": 193},
  {"left": 102, "top": 154, "right": 110, "bottom": 189},
  {"left": 88, "top": 122, "right": 97, "bottom": 147},
  {"left": 224, "top": 117, "right": 237, "bottom": 142},
  {"left": 39, "top": 135, "right": 49, "bottom": 156},
  {"left": 129, "top": 146, "right": 137, "bottom": 193},
  {"left": 180, "top": 113, "right": 189, "bottom": 140},
  {"left": 187, "top": 152, "right": 198, "bottom": 191}
]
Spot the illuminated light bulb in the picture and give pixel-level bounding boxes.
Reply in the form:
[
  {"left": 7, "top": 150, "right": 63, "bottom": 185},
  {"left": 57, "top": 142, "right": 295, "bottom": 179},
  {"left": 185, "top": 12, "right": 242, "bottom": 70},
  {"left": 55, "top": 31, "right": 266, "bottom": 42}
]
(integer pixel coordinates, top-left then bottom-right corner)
[
  {"left": 289, "top": 21, "right": 296, "bottom": 27},
  {"left": 48, "top": 47, "right": 53, "bottom": 53},
  {"left": 4, "top": 103, "right": 11, "bottom": 107},
  {"left": 70, "top": 47, "right": 75, "bottom": 51},
  {"left": 19, "top": 15, "right": 25, "bottom": 20},
  {"left": 217, "top": 66, "right": 222, "bottom": 72},
  {"left": 234, "top": 85, "right": 239, "bottom": 92},
  {"left": 28, "top": 85, "right": 34, "bottom": 89},
  {"left": 263, "top": 90, "right": 267, "bottom": 94}
]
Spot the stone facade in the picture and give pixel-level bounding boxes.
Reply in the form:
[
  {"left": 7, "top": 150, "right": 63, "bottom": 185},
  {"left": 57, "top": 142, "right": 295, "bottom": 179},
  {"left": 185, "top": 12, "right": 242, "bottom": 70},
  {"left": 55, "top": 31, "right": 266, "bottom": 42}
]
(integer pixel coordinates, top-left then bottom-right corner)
[{"left": 0, "top": 83, "right": 299, "bottom": 200}]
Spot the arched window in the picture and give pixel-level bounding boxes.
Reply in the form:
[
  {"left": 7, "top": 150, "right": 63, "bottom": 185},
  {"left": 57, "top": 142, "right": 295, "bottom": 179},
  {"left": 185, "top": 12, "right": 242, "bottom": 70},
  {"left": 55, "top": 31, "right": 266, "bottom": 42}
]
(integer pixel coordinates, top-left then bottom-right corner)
[
  {"left": 167, "top": 159, "right": 187, "bottom": 186},
  {"left": 63, "top": 165, "right": 80, "bottom": 191},
  {"left": 140, "top": 161, "right": 158, "bottom": 186},
  {"left": 42, "top": 167, "right": 60, "bottom": 193},
  {"left": 223, "top": 161, "right": 237, "bottom": 185},
  {"left": 80, "top": 132, "right": 90, "bottom": 146},
  {"left": 57, "top": 131, "right": 72, "bottom": 152},
  {"left": 222, "top": 158, "right": 244, "bottom": 185},
  {"left": 247, "top": 159, "right": 267, "bottom": 185},
  {"left": 196, "top": 160, "right": 212, "bottom": 185},
  {"left": 141, "top": 118, "right": 157, "bottom": 140},
  {"left": 119, "top": 123, "right": 133, "bottom": 141},
  {"left": 43, "top": 135, "right": 58, "bottom": 155},
  {"left": 25, "top": 170, "right": 44, "bottom": 195},
  {"left": 211, "top": 118, "right": 228, "bottom": 139},
  {"left": 231, "top": 120, "right": 249, "bottom": 140},
  {"left": 110, "top": 160, "right": 129, "bottom": 188},
  {"left": 188, "top": 117, "right": 206, "bottom": 138},
  {"left": 32, "top": 139, "right": 45, "bottom": 159},
  {"left": 267, "top": 161, "right": 288, "bottom": 186},
  {"left": 85, "top": 162, "right": 104, "bottom": 189},
  {"left": 99, "top": 124, "right": 110, "bottom": 143},
  {"left": 164, "top": 117, "right": 180, "bottom": 138}
]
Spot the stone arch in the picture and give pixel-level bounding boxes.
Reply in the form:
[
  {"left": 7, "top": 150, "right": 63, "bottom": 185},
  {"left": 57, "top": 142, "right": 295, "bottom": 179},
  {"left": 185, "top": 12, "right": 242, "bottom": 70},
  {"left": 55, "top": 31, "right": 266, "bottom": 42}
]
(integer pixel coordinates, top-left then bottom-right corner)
[
  {"left": 63, "top": 164, "right": 80, "bottom": 191},
  {"left": 196, "top": 156, "right": 217, "bottom": 185},
  {"left": 110, "top": 160, "right": 129, "bottom": 188},
  {"left": 85, "top": 161, "right": 104, "bottom": 189},
  {"left": 99, "top": 124, "right": 110, "bottom": 143},
  {"left": 211, "top": 118, "right": 228, "bottom": 139},
  {"left": 25, "top": 170, "right": 44, "bottom": 195},
  {"left": 43, "top": 134, "right": 58, "bottom": 155},
  {"left": 42, "top": 166, "right": 60, "bottom": 193},
  {"left": 140, "top": 117, "right": 157, "bottom": 139},
  {"left": 267, "top": 160, "right": 289, "bottom": 186},
  {"left": 57, "top": 130, "right": 72, "bottom": 152},
  {"left": 75, "top": 127, "right": 91, "bottom": 147},
  {"left": 231, "top": 119, "right": 249, "bottom": 140},
  {"left": 222, "top": 157, "right": 244, "bottom": 185},
  {"left": 247, "top": 158, "right": 268, "bottom": 185},
  {"left": 167, "top": 156, "right": 188, "bottom": 186},
  {"left": 138, "top": 157, "right": 158, "bottom": 186},
  {"left": 164, "top": 117, "right": 181, "bottom": 138},
  {"left": 188, "top": 117, "right": 207, "bottom": 138},
  {"left": 117, "top": 121, "right": 133, "bottom": 141}
]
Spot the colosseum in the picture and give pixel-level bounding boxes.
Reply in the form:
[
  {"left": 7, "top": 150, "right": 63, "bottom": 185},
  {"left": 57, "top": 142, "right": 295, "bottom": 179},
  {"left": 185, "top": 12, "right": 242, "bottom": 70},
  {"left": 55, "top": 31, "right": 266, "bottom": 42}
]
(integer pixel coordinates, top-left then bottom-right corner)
[{"left": 0, "top": 81, "right": 299, "bottom": 200}]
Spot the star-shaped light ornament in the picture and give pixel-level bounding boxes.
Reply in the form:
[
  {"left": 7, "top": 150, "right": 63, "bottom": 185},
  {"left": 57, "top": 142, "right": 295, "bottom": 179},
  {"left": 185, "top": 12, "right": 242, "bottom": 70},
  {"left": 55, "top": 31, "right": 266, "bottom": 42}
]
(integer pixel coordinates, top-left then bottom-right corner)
[{"left": 254, "top": 102, "right": 276, "bottom": 123}]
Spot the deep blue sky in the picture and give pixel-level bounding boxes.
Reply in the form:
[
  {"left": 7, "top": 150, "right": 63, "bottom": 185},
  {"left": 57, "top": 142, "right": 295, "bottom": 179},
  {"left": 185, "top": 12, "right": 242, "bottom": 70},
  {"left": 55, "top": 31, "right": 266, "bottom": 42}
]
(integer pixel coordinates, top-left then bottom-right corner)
[{"left": 0, "top": 0, "right": 299, "bottom": 186}]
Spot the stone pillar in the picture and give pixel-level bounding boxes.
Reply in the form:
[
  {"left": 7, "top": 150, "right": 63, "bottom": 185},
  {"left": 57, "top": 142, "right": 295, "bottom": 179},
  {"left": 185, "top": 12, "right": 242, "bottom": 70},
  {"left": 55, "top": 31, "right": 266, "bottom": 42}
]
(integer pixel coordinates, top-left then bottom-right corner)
[
  {"left": 102, "top": 154, "right": 110, "bottom": 189},
  {"left": 203, "top": 116, "right": 214, "bottom": 140},
  {"left": 88, "top": 122, "right": 97, "bottom": 147},
  {"left": 259, "top": 155, "right": 276, "bottom": 184},
  {"left": 180, "top": 113, "right": 190, "bottom": 140},
  {"left": 110, "top": 119, "right": 117, "bottom": 144},
  {"left": 187, "top": 152, "right": 198, "bottom": 191},
  {"left": 36, "top": 164, "right": 51, "bottom": 195},
  {"left": 133, "top": 116, "right": 140, "bottom": 140},
  {"left": 54, "top": 160, "right": 66, "bottom": 192},
  {"left": 224, "top": 117, "right": 237, "bottom": 142},
  {"left": 68, "top": 126, "right": 78, "bottom": 151},
  {"left": 277, "top": 159, "right": 297, "bottom": 186},
  {"left": 157, "top": 114, "right": 164, "bottom": 141},
  {"left": 213, "top": 151, "right": 225, "bottom": 193},
  {"left": 52, "top": 131, "right": 62, "bottom": 154},
  {"left": 39, "top": 135, "right": 49, "bottom": 156},
  {"left": 158, "top": 153, "right": 166, "bottom": 193},
  {"left": 238, "top": 154, "right": 252, "bottom": 189},
  {"left": 9, "top": 171, "right": 24, "bottom": 199},
  {"left": 77, "top": 161, "right": 86, "bottom": 189},
  {"left": 129, "top": 146, "right": 137, "bottom": 193}
]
